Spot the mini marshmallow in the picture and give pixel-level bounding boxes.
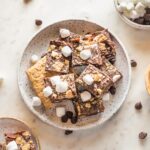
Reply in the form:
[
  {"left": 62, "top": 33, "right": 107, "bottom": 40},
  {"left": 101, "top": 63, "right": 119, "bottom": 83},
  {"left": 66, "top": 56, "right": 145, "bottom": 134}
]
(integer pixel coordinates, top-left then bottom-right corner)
[
  {"left": 61, "top": 46, "right": 72, "bottom": 57},
  {"left": 6, "top": 141, "right": 18, "bottom": 150},
  {"left": 129, "top": 10, "right": 140, "bottom": 19},
  {"left": 135, "top": 2, "right": 146, "bottom": 12},
  {"left": 83, "top": 74, "right": 94, "bottom": 85},
  {"left": 43, "top": 86, "right": 53, "bottom": 97},
  {"left": 80, "top": 91, "right": 92, "bottom": 102},
  {"left": 50, "top": 76, "right": 61, "bottom": 86},
  {"left": 56, "top": 107, "right": 66, "bottom": 117},
  {"left": 126, "top": 2, "right": 134, "bottom": 11},
  {"left": 117, "top": 2, "right": 128, "bottom": 12},
  {"left": 103, "top": 93, "right": 110, "bottom": 101},
  {"left": 59, "top": 28, "right": 70, "bottom": 38},
  {"left": 32, "top": 96, "right": 41, "bottom": 107},
  {"left": 31, "top": 54, "right": 39, "bottom": 64},
  {"left": 56, "top": 81, "right": 68, "bottom": 93},
  {"left": 80, "top": 49, "right": 92, "bottom": 60},
  {"left": 112, "top": 74, "right": 121, "bottom": 83}
]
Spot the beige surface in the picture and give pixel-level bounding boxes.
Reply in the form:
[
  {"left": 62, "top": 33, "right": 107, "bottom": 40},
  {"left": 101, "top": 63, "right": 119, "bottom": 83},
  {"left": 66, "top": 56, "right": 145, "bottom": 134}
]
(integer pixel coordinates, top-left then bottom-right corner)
[{"left": 0, "top": 0, "right": 150, "bottom": 150}]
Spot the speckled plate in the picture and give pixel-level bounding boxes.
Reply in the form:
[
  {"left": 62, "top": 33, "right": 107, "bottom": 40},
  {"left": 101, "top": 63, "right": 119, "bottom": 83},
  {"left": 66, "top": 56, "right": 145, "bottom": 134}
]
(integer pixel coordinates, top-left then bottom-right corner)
[
  {"left": 0, "top": 118, "right": 40, "bottom": 149},
  {"left": 18, "top": 20, "right": 131, "bottom": 130}
]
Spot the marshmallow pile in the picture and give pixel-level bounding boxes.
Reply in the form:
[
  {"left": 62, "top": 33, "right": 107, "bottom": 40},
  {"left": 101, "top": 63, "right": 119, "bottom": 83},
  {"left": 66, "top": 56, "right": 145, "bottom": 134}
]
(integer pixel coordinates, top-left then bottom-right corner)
[{"left": 117, "top": 0, "right": 150, "bottom": 20}]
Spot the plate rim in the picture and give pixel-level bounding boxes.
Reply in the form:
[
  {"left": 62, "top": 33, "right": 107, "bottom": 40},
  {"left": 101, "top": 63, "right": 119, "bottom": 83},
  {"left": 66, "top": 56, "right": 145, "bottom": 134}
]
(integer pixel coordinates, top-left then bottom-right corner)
[{"left": 18, "top": 19, "right": 131, "bottom": 130}]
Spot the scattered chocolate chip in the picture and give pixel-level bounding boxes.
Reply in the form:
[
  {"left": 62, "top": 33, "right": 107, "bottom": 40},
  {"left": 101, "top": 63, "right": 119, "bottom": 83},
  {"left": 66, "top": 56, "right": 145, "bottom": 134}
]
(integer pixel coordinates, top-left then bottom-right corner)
[
  {"left": 61, "top": 115, "right": 68, "bottom": 123},
  {"left": 65, "top": 130, "right": 73, "bottom": 135},
  {"left": 135, "top": 102, "right": 142, "bottom": 110},
  {"left": 41, "top": 52, "right": 47, "bottom": 58},
  {"left": 144, "top": 14, "right": 150, "bottom": 22},
  {"left": 66, "top": 111, "right": 73, "bottom": 119},
  {"left": 131, "top": 60, "right": 137, "bottom": 67},
  {"left": 24, "top": 0, "right": 31, "bottom": 3},
  {"left": 109, "top": 86, "right": 116, "bottom": 95},
  {"left": 146, "top": 8, "right": 150, "bottom": 14},
  {"left": 35, "top": 19, "right": 42, "bottom": 26},
  {"left": 139, "top": 132, "right": 147, "bottom": 139},
  {"left": 71, "top": 116, "right": 78, "bottom": 124}
]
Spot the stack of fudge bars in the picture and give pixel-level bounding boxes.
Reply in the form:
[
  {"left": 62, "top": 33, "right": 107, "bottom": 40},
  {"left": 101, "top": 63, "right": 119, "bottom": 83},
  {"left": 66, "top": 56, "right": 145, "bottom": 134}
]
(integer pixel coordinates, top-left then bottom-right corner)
[{"left": 34, "top": 29, "right": 122, "bottom": 122}]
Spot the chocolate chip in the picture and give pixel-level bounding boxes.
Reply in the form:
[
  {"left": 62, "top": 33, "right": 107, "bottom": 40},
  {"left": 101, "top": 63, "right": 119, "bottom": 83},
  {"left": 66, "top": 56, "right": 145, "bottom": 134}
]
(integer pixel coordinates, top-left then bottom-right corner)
[
  {"left": 139, "top": 132, "right": 147, "bottom": 139},
  {"left": 144, "top": 14, "right": 150, "bottom": 22},
  {"left": 144, "top": 21, "right": 150, "bottom": 25},
  {"left": 109, "top": 58, "right": 116, "bottom": 64},
  {"left": 131, "top": 60, "right": 137, "bottom": 67},
  {"left": 35, "top": 19, "right": 42, "bottom": 26},
  {"left": 61, "top": 115, "right": 68, "bottom": 123},
  {"left": 71, "top": 116, "right": 78, "bottom": 124},
  {"left": 135, "top": 102, "right": 142, "bottom": 110},
  {"left": 66, "top": 111, "right": 73, "bottom": 119},
  {"left": 65, "top": 130, "right": 73, "bottom": 135},
  {"left": 146, "top": 8, "right": 150, "bottom": 14},
  {"left": 24, "top": 0, "right": 31, "bottom": 3},
  {"left": 109, "top": 86, "right": 116, "bottom": 95}
]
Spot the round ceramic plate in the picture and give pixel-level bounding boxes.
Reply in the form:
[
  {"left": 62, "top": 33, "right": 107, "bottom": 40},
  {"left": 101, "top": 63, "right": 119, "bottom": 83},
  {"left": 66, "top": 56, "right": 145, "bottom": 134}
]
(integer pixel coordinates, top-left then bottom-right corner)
[
  {"left": 18, "top": 20, "right": 131, "bottom": 130},
  {"left": 0, "top": 118, "right": 40, "bottom": 149}
]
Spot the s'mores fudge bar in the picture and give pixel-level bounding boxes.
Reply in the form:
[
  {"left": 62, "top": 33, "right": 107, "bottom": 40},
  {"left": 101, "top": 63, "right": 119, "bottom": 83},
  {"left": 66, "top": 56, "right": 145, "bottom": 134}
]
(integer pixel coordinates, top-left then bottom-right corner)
[
  {"left": 100, "top": 59, "right": 122, "bottom": 83},
  {"left": 74, "top": 99, "right": 104, "bottom": 117},
  {"left": 44, "top": 73, "right": 77, "bottom": 102},
  {"left": 45, "top": 40, "right": 72, "bottom": 73},
  {"left": 76, "top": 64, "right": 113, "bottom": 97}
]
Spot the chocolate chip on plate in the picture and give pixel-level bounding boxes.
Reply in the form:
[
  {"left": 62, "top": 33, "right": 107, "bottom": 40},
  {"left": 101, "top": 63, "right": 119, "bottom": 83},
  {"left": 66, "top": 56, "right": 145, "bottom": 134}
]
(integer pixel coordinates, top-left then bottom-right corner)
[
  {"left": 139, "top": 132, "right": 147, "bottom": 139},
  {"left": 131, "top": 60, "right": 137, "bottom": 67},
  {"left": 109, "top": 86, "right": 116, "bottom": 95},
  {"left": 134, "top": 18, "right": 144, "bottom": 25},
  {"left": 65, "top": 130, "right": 73, "bottom": 135},
  {"left": 66, "top": 111, "right": 73, "bottom": 119},
  {"left": 35, "top": 19, "right": 42, "bottom": 26},
  {"left": 71, "top": 116, "right": 78, "bottom": 124},
  {"left": 109, "top": 58, "right": 116, "bottom": 65},
  {"left": 135, "top": 102, "right": 142, "bottom": 110},
  {"left": 144, "top": 14, "right": 150, "bottom": 22},
  {"left": 146, "top": 8, "right": 150, "bottom": 14},
  {"left": 24, "top": 0, "right": 31, "bottom": 3},
  {"left": 61, "top": 115, "right": 68, "bottom": 123}
]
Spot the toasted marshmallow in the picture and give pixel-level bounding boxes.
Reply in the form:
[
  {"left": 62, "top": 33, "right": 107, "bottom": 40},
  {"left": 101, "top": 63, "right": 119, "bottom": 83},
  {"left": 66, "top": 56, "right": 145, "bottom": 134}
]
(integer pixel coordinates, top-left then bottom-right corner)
[
  {"left": 112, "top": 74, "right": 121, "bottom": 83},
  {"left": 80, "top": 91, "right": 92, "bottom": 102},
  {"left": 50, "top": 76, "right": 61, "bottom": 86},
  {"left": 6, "top": 141, "right": 18, "bottom": 150},
  {"left": 31, "top": 54, "right": 39, "bottom": 64},
  {"left": 32, "top": 96, "right": 41, "bottom": 107},
  {"left": 56, "top": 81, "right": 68, "bottom": 93},
  {"left": 83, "top": 74, "right": 94, "bottom": 85},
  {"left": 80, "top": 49, "right": 92, "bottom": 60},
  {"left": 56, "top": 107, "right": 66, "bottom": 117},
  {"left": 126, "top": 2, "right": 134, "bottom": 11},
  {"left": 130, "top": 10, "right": 140, "bottom": 19},
  {"left": 61, "top": 46, "right": 72, "bottom": 57},
  {"left": 117, "top": 2, "right": 128, "bottom": 12},
  {"left": 59, "top": 28, "right": 70, "bottom": 38},
  {"left": 103, "top": 93, "right": 110, "bottom": 101},
  {"left": 43, "top": 86, "right": 53, "bottom": 97}
]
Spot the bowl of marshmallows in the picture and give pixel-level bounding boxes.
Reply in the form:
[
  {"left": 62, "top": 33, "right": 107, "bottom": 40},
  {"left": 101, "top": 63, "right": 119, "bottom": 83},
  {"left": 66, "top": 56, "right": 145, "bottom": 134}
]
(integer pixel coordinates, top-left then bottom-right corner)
[{"left": 114, "top": 0, "right": 150, "bottom": 29}]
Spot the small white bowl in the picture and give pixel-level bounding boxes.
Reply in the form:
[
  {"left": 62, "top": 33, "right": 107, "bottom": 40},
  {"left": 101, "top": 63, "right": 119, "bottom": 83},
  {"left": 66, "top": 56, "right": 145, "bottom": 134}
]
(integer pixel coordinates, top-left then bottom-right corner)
[{"left": 114, "top": 0, "right": 150, "bottom": 30}]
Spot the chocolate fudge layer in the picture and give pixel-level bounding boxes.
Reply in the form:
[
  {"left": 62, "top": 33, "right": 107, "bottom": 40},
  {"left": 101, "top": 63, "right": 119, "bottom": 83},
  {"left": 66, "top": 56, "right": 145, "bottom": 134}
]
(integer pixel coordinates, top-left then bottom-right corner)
[
  {"left": 100, "top": 59, "right": 122, "bottom": 83},
  {"left": 76, "top": 64, "right": 113, "bottom": 97},
  {"left": 45, "top": 73, "right": 77, "bottom": 102},
  {"left": 74, "top": 99, "right": 104, "bottom": 117}
]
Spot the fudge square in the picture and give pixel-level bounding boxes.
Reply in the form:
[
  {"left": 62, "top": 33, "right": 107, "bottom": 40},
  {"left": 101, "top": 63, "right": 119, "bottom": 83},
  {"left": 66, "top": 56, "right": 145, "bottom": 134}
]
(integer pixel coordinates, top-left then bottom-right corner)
[
  {"left": 76, "top": 64, "right": 113, "bottom": 97},
  {"left": 44, "top": 73, "right": 77, "bottom": 102},
  {"left": 100, "top": 59, "right": 122, "bottom": 83},
  {"left": 72, "top": 42, "right": 102, "bottom": 66},
  {"left": 74, "top": 99, "right": 104, "bottom": 117},
  {"left": 45, "top": 50, "right": 70, "bottom": 74}
]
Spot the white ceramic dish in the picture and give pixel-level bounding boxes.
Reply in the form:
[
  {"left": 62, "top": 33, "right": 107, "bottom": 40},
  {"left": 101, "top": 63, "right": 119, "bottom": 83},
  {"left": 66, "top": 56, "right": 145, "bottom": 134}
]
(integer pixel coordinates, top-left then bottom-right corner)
[
  {"left": 114, "top": 0, "right": 150, "bottom": 30},
  {"left": 18, "top": 20, "right": 131, "bottom": 130},
  {"left": 0, "top": 118, "right": 40, "bottom": 149}
]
